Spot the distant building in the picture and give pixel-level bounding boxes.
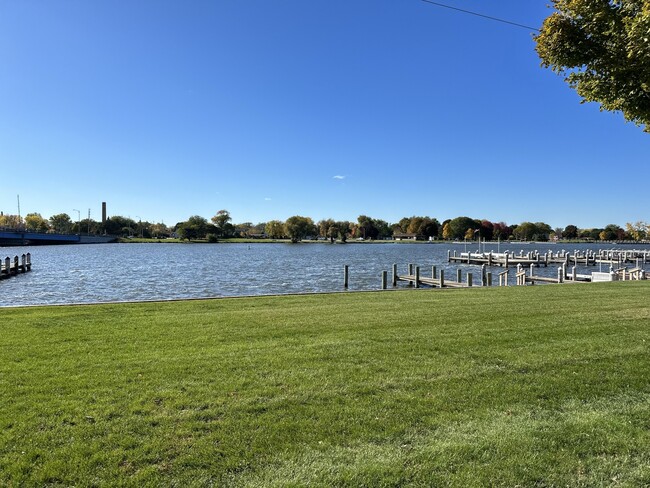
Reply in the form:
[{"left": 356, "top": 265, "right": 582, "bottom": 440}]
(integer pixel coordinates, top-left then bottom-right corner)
[{"left": 393, "top": 233, "right": 424, "bottom": 241}]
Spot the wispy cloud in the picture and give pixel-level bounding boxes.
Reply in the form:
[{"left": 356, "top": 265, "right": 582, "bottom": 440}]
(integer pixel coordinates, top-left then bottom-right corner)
[
  {"left": 264, "top": 197, "right": 272, "bottom": 201},
  {"left": 333, "top": 175, "right": 345, "bottom": 180}
]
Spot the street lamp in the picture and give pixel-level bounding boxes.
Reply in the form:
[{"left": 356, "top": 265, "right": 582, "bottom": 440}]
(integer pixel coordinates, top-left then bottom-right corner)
[
  {"left": 73, "top": 209, "right": 81, "bottom": 235},
  {"left": 474, "top": 229, "right": 480, "bottom": 253}
]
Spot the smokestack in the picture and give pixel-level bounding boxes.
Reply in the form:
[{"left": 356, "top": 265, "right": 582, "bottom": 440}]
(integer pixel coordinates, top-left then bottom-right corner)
[{"left": 102, "top": 202, "right": 106, "bottom": 224}]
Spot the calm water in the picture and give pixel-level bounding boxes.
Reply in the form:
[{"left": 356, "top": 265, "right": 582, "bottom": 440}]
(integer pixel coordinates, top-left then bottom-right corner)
[{"left": 1, "top": 242, "right": 649, "bottom": 307}]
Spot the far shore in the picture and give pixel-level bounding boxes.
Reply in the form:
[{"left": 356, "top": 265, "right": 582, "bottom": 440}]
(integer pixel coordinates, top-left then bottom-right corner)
[{"left": 116, "top": 237, "right": 650, "bottom": 246}]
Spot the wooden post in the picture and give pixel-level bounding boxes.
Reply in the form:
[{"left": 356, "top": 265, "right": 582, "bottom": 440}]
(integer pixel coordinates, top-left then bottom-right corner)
[
  {"left": 562, "top": 263, "right": 567, "bottom": 281},
  {"left": 26, "top": 252, "right": 31, "bottom": 266},
  {"left": 558, "top": 267, "right": 563, "bottom": 283},
  {"left": 392, "top": 263, "right": 397, "bottom": 287},
  {"left": 447, "top": 250, "right": 451, "bottom": 263},
  {"left": 481, "top": 264, "right": 486, "bottom": 286},
  {"left": 21, "top": 254, "right": 26, "bottom": 271},
  {"left": 572, "top": 266, "right": 577, "bottom": 282},
  {"left": 487, "top": 252, "right": 492, "bottom": 266},
  {"left": 13, "top": 256, "right": 19, "bottom": 275},
  {"left": 343, "top": 265, "right": 349, "bottom": 288},
  {"left": 431, "top": 265, "right": 437, "bottom": 279},
  {"left": 3, "top": 257, "right": 9, "bottom": 275},
  {"left": 415, "top": 266, "right": 420, "bottom": 288},
  {"left": 381, "top": 271, "right": 387, "bottom": 290},
  {"left": 456, "top": 268, "right": 462, "bottom": 283},
  {"left": 530, "top": 263, "right": 535, "bottom": 278},
  {"left": 408, "top": 263, "right": 414, "bottom": 286},
  {"left": 439, "top": 269, "right": 445, "bottom": 288},
  {"left": 467, "top": 272, "right": 472, "bottom": 287},
  {"left": 504, "top": 252, "right": 509, "bottom": 268},
  {"left": 487, "top": 272, "right": 492, "bottom": 287}
]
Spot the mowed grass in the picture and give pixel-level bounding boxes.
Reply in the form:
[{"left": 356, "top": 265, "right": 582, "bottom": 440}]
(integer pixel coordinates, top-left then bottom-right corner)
[{"left": 1, "top": 283, "right": 650, "bottom": 486}]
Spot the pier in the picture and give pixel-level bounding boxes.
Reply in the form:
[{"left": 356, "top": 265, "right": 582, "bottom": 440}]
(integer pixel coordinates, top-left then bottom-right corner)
[
  {"left": 0, "top": 253, "right": 32, "bottom": 280},
  {"left": 447, "top": 249, "right": 649, "bottom": 268},
  {"left": 389, "top": 264, "right": 475, "bottom": 289},
  {"left": 370, "top": 255, "right": 650, "bottom": 290}
]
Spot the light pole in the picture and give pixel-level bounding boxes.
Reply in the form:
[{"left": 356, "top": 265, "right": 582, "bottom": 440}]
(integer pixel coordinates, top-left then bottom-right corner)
[
  {"left": 73, "top": 209, "right": 81, "bottom": 235},
  {"left": 474, "top": 229, "right": 480, "bottom": 253}
]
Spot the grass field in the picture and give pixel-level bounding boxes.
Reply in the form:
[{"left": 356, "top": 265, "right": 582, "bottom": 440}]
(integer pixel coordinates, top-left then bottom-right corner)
[{"left": 1, "top": 283, "right": 650, "bottom": 486}]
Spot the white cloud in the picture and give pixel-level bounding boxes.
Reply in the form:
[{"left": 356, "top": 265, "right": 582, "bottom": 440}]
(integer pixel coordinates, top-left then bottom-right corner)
[
  {"left": 333, "top": 175, "right": 345, "bottom": 180},
  {"left": 264, "top": 197, "right": 272, "bottom": 201}
]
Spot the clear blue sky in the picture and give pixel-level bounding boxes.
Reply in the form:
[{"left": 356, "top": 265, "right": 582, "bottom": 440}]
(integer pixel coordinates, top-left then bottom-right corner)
[{"left": 1, "top": 0, "right": 647, "bottom": 229}]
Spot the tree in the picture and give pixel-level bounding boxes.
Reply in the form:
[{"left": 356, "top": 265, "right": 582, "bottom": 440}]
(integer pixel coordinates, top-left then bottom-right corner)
[
  {"left": 447, "top": 216, "right": 480, "bottom": 240},
  {"left": 265, "top": 220, "right": 285, "bottom": 239},
  {"left": 442, "top": 222, "right": 452, "bottom": 240},
  {"left": 626, "top": 221, "right": 648, "bottom": 241},
  {"left": 284, "top": 216, "right": 315, "bottom": 243},
  {"left": 479, "top": 220, "right": 494, "bottom": 241},
  {"left": 104, "top": 216, "right": 137, "bottom": 236},
  {"left": 335, "top": 221, "right": 351, "bottom": 242},
  {"left": 563, "top": 224, "right": 578, "bottom": 239},
  {"left": 49, "top": 213, "right": 73, "bottom": 233},
  {"left": 24, "top": 213, "right": 51, "bottom": 232},
  {"left": 535, "top": 0, "right": 650, "bottom": 131},
  {"left": 513, "top": 222, "right": 537, "bottom": 241},
  {"left": 211, "top": 210, "right": 234, "bottom": 237},
  {"left": 176, "top": 215, "right": 210, "bottom": 240},
  {"left": 492, "top": 222, "right": 511, "bottom": 240},
  {"left": 0, "top": 214, "right": 22, "bottom": 228},
  {"left": 355, "top": 215, "right": 380, "bottom": 240}
]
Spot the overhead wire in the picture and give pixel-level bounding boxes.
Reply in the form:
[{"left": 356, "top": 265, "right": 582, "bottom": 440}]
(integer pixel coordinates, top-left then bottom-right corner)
[{"left": 420, "top": 0, "right": 541, "bottom": 32}]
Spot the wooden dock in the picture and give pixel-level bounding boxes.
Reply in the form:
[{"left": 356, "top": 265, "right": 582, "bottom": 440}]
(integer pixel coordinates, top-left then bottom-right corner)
[
  {"left": 447, "top": 249, "right": 649, "bottom": 268},
  {"left": 374, "top": 258, "right": 646, "bottom": 291},
  {"left": 0, "top": 253, "right": 32, "bottom": 280},
  {"left": 389, "top": 264, "right": 475, "bottom": 289}
]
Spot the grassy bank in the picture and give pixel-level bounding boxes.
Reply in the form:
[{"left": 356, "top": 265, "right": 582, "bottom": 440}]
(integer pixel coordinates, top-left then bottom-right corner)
[{"left": 2, "top": 283, "right": 650, "bottom": 486}]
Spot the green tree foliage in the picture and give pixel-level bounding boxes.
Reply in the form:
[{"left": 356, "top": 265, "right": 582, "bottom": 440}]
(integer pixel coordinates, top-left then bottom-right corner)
[
  {"left": 563, "top": 224, "right": 578, "bottom": 239},
  {"left": 24, "top": 213, "right": 51, "bottom": 232},
  {"left": 211, "top": 210, "right": 235, "bottom": 237},
  {"left": 446, "top": 217, "right": 480, "bottom": 240},
  {"left": 535, "top": 0, "right": 650, "bottom": 131},
  {"left": 49, "top": 213, "right": 73, "bottom": 233},
  {"left": 284, "top": 216, "right": 315, "bottom": 243},
  {"left": 335, "top": 221, "right": 351, "bottom": 242},
  {"left": 355, "top": 215, "right": 379, "bottom": 240},
  {"left": 176, "top": 215, "right": 212, "bottom": 241},
  {"left": 104, "top": 216, "right": 137, "bottom": 237},
  {"left": 512, "top": 222, "right": 553, "bottom": 241}
]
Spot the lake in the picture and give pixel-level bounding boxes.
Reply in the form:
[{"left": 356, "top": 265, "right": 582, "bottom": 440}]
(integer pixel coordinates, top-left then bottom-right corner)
[{"left": 1, "top": 242, "right": 649, "bottom": 307}]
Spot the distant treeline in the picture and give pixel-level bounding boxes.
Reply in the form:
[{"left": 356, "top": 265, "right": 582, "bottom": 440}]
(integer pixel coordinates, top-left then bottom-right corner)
[{"left": 1, "top": 211, "right": 648, "bottom": 243}]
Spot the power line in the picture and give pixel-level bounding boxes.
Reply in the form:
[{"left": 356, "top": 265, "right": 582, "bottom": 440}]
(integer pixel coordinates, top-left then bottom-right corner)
[{"left": 420, "top": 0, "right": 540, "bottom": 32}]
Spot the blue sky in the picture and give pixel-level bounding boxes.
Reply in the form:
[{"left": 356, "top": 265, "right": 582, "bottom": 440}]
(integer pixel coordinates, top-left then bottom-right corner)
[{"left": 1, "top": 0, "right": 647, "bottom": 229}]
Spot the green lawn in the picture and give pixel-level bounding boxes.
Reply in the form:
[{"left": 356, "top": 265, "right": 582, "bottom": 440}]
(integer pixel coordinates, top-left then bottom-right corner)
[{"left": 1, "top": 283, "right": 650, "bottom": 486}]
